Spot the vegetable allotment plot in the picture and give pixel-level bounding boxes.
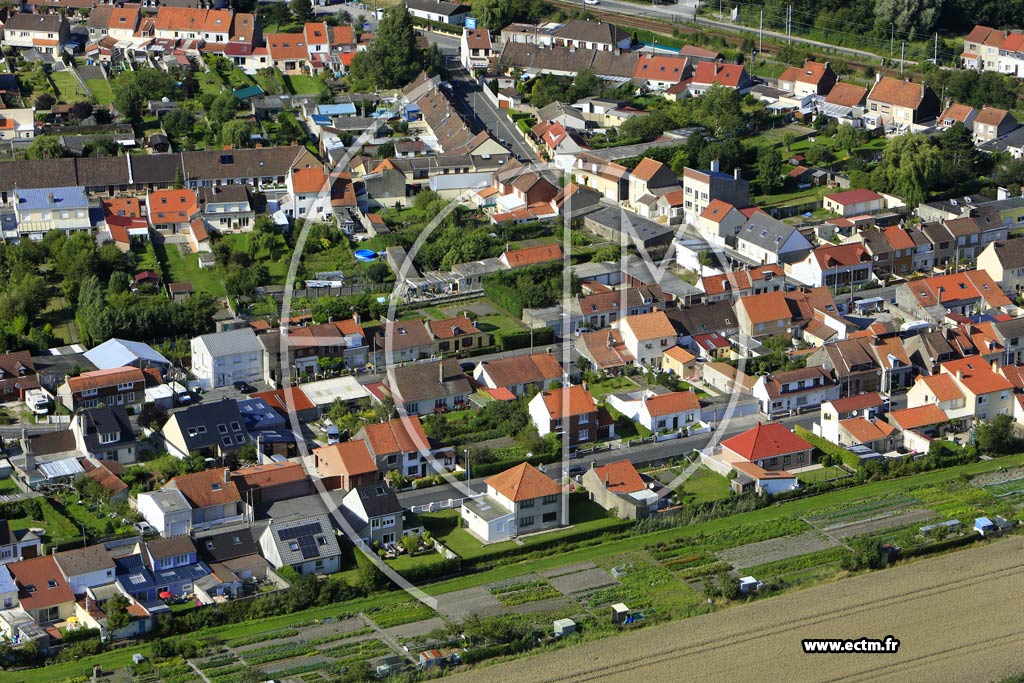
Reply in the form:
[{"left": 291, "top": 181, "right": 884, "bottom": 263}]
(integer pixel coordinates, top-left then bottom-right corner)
[{"left": 715, "top": 530, "right": 837, "bottom": 570}]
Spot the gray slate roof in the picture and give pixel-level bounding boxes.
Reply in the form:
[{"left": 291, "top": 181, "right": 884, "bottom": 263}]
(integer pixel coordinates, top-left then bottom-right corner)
[
  {"left": 196, "top": 327, "right": 262, "bottom": 356},
  {"left": 265, "top": 514, "right": 341, "bottom": 566}
]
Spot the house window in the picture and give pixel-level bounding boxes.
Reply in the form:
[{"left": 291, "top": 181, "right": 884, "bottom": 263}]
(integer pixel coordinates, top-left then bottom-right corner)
[
  {"left": 519, "top": 516, "right": 534, "bottom": 527},
  {"left": 542, "top": 511, "right": 557, "bottom": 523},
  {"left": 218, "top": 424, "right": 229, "bottom": 434},
  {"left": 371, "top": 519, "right": 380, "bottom": 529},
  {"left": 542, "top": 494, "right": 558, "bottom": 505},
  {"left": 520, "top": 498, "right": 535, "bottom": 508}
]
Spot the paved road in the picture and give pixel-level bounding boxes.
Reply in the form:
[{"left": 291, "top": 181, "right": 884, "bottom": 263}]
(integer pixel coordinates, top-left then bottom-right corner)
[
  {"left": 447, "top": 535, "right": 1024, "bottom": 683},
  {"left": 398, "top": 410, "right": 816, "bottom": 508}
]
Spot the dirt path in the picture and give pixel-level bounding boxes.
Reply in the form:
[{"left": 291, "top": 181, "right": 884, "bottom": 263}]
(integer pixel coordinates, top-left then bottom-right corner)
[{"left": 447, "top": 536, "right": 1024, "bottom": 683}]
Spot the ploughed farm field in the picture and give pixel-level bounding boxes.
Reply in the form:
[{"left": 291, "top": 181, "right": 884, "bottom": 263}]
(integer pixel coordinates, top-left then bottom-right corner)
[{"left": 447, "top": 536, "right": 1024, "bottom": 683}]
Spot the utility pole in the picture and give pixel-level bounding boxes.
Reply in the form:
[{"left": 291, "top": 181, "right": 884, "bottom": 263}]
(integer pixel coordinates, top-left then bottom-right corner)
[
  {"left": 890, "top": 23, "right": 894, "bottom": 60},
  {"left": 787, "top": 4, "right": 792, "bottom": 44},
  {"left": 900, "top": 42, "right": 905, "bottom": 76},
  {"left": 759, "top": 8, "right": 763, "bottom": 53},
  {"left": 934, "top": 32, "right": 939, "bottom": 63}
]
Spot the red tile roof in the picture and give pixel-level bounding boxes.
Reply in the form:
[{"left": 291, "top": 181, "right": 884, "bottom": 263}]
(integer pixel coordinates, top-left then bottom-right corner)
[
  {"left": 485, "top": 462, "right": 560, "bottom": 502},
  {"left": 825, "top": 188, "right": 882, "bottom": 206},
  {"left": 722, "top": 422, "right": 812, "bottom": 461},
  {"left": 251, "top": 386, "right": 317, "bottom": 414},
  {"left": 825, "top": 82, "right": 867, "bottom": 108},
  {"left": 232, "top": 461, "right": 306, "bottom": 492},
  {"left": 621, "top": 310, "right": 675, "bottom": 339},
  {"left": 290, "top": 166, "right": 328, "bottom": 195},
  {"left": 692, "top": 61, "right": 746, "bottom": 87},
  {"left": 502, "top": 243, "right": 563, "bottom": 268},
  {"left": 67, "top": 367, "right": 143, "bottom": 393},
  {"left": 826, "top": 392, "right": 885, "bottom": 413},
  {"left": 779, "top": 60, "right": 832, "bottom": 85},
  {"left": 8, "top": 556, "right": 74, "bottom": 612},
  {"left": 167, "top": 468, "right": 241, "bottom": 508},
  {"left": 630, "top": 157, "right": 669, "bottom": 182},
  {"left": 540, "top": 385, "right": 596, "bottom": 419},
  {"left": 643, "top": 391, "right": 700, "bottom": 416},
  {"left": 592, "top": 459, "right": 645, "bottom": 493},
  {"left": 915, "top": 373, "right": 964, "bottom": 402},
  {"left": 888, "top": 404, "right": 948, "bottom": 430},
  {"left": 975, "top": 106, "right": 1011, "bottom": 126},
  {"left": 314, "top": 439, "right": 378, "bottom": 478},
  {"left": 363, "top": 417, "right": 428, "bottom": 456},
  {"left": 941, "top": 358, "right": 1013, "bottom": 395},
  {"left": 840, "top": 417, "right": 895, "bottom": 443},
  {"left": 633, "top": 53, "right": 689, "bottom": 82},
  {"left": 868, "top": 77, "right": 930, "bottom": 110},
  {"left": 427, "top": 316, "right": 476, "bottom": 339},
  {"left": 737, "top": 290, "right": 792, "bottom": 325}
]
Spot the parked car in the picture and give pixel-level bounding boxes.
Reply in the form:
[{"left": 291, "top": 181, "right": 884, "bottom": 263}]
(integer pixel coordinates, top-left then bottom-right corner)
[
  {"left": 326, "top": 425, "right": 341, "bottom": 445},
  {"left": 233, "top": 381, "right": 255, "bottom": 394},
  {"left": 567, "top": 465, "right": 586, "bottom": 478},
  {"left": 134, "top": 522, "right": 155, "bottom": 535}
]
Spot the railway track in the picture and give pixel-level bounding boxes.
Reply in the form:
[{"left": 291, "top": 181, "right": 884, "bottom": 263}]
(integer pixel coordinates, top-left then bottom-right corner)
[{"left": 549, "top": 0, "right": 908, "bottom": 80}]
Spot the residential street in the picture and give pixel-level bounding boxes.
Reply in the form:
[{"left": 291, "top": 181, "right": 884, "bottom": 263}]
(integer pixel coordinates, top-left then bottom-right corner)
[{"left": 398, "top": 410, "right": 818, "bottom": 509}]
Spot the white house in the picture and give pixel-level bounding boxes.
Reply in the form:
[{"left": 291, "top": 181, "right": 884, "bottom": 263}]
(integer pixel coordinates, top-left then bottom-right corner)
[
  {"left": 460, "top": 27, "right": 493, "bottom": 71},
  {"left": 751, "top": 366, "right": 840, "bottom": 417},
  {"left": 284, "top": 166, "right": 330, "bottom": 220},
  {"left": 405, "top": 0, "right": 470, "bottom": 25},
  {"left": 190, "top": 327, "right": 264, "bottom": 389},
  {"left": 618, "top": 311, "right": 676, "bottom": 370},
  {"left": 53, "top": 546, "right": 116, "bottom": 595},
  {"left": 637, "top": 391, "right": 701, "bottom": 432},
  {"left": 460, "top": 463, "right": 562, "bottom": 543},
  {"left": 136, "top": 489, "right": 193, "bottom": 538}
]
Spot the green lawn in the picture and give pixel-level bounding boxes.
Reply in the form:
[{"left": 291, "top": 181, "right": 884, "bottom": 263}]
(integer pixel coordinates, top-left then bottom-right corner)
[
  {"left": 0, "top": 477, "right": 20, "bottom": 494},
  {"left": 197, "top": 69, "right": 226, "bottom": 97},
  {"left": 678, "top": 465, "right": 732, "bottom": 503},
  {"left": 18, "top": 452, "right": 1024, "bottom": 682},
  {"left": 419, "top": 495, "right": 624, "bottom": 561},
  {"left": 755, "top": 183, "right": 831, "bottom": 209},
  {"left": 154, "top": 240, "right": 226, "bottom": 298},
  {"left": 221, "top": 232, "right": 291, "bottom": 282},
  {"left": 588, "top": 375, "right": 638, "bottom": 400},
  {"left": 85, "top": 78, "right": 114, "bottom": 106},
  {"left": 476, "top": 313, "right": 527, "bottom": 338},
  {"left": 286, "top": 74, "right": 328, "bottom": 96},
  {"left": 50, "top": 71, "right": 86, "bottom": 101},
  {"left": 797, "top": 465, "right": 851, "bottom": 484}
]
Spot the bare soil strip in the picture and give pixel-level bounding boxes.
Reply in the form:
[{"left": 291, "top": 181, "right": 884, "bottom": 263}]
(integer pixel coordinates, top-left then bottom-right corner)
[{"left": 447, "top": 537, "right": 1024, "bottom": 683}]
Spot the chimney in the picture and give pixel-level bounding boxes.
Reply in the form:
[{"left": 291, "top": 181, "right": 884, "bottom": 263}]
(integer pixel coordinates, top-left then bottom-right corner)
[
  {"left": 956, "top": 369, "right": 964, "bottom": 380},
  {"left": 439, "top": 361, "right": 444, "bottom": 384},
  {"left": 48, "top": 192, "right": 55, "bottom": 204},
  {"left": 352, "top": 311, "right": 361, "bottom": 325},
  {"left": 710, "top": 159, "right": 720, "bottom": 173},
  {"left": 733, "top": 168, "right": 741, "bottom": 181},
  {"left": 223, "top": 468, "right": 230, "bottom": 483},
  {"left": 875, "top": 72, "right": 882, "bottom": 83}
]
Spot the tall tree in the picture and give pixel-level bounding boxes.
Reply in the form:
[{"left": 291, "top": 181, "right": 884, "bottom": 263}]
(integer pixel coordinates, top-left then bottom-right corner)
[
  {"left": 363, "top": 5, "right": 423, "bottom": 89},
  {"left": 25, "top": 135, "right": 64, "bottom": 160},
  {"left": 873, "top": 0, "right": 944, "bottom": 38},
  {"left": 872, "top": 133, "right": 940, "bottom": 209},
  {"left": 291, "top": 0, "right": 312, "bottom": 21},
  {"left": 755, "top": 145, "right": 783, "bottom": 194}
]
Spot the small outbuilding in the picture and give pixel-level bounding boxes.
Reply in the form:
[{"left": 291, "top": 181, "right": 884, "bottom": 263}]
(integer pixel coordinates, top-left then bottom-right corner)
[
  {"left": 611, "top": 603, "right": 630, "bottom": 624},
  {"left": 553, "top": 618, "right": 576, "bottom": 637}
]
